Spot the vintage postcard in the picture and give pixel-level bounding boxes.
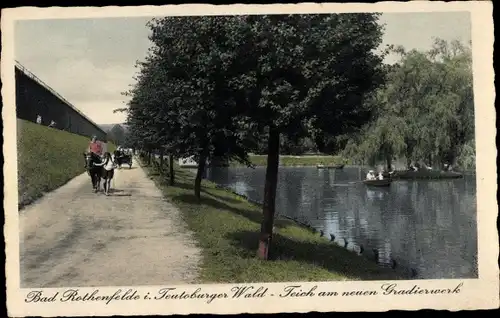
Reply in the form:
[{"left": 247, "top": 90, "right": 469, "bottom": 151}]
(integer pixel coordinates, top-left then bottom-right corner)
[{"left": 2, "top": 2, "right": 498, "bottom": 316}]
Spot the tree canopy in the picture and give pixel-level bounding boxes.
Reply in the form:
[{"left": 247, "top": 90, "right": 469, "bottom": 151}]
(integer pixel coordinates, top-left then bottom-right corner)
[
  {"left": 107, "top": 124, "right": 127, "bottom": 147},
  {"left": 342, "top": 38, "right": 474, "bottom": 170}
]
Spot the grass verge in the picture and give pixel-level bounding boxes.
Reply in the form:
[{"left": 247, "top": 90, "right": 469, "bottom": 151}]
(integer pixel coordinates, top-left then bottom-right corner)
[
  {"left": 140, "top": 156, "right": 405, "bottom": 283},
  {"left": 16, "top": 119, "right": 116, "bottom": 208},
  {"left": 230, "top": 154, "right": 347, "bottom": 167}
]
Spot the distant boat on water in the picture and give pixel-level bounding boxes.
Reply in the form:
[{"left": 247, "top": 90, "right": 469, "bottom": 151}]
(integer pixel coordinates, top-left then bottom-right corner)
[
  {"left": 178, "top": 156, "right": 199, "bottom": 168},
  {"left": 316, "top": 164, "right": 345, "bottom": 169},
  {"left": 178, "top": 156, "right": 213, "bottom": 168},
  {"left": 390, "top": 169, "right": 463, "bottom": 180}
]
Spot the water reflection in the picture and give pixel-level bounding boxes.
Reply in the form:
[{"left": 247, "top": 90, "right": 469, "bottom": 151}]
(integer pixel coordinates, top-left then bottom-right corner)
[{"left": 205, "top": 166, "right": 478, "bottom": 279}]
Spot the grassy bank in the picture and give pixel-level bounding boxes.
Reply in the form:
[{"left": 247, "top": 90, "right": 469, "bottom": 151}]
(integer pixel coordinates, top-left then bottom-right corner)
[
  {"left": 16, "top": 119, "right": 116, "bottom": 208},
  {"left": 140, "top": 156, "right": 404, "bottom": 283},
  {"left": 230, "top": 154, "right": 347, "bottom": 167}
]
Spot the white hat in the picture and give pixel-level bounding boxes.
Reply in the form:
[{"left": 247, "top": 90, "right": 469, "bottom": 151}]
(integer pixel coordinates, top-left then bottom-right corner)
[{"left": 369, "top": 170, "right": 374, "bottom": 173}]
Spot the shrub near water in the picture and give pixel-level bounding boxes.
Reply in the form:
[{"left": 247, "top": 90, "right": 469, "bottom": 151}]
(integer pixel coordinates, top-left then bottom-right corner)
[
  {"left": 16, "top": 119, "right": 116, "bottom": 208},
  {"left": 141, "top": 157, "right": 404, "bottom": 283}
]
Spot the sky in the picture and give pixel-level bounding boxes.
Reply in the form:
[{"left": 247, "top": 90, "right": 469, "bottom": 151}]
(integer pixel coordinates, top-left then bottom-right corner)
[{"left": 14, "top": 11, "right": 471, "bottom": 125}]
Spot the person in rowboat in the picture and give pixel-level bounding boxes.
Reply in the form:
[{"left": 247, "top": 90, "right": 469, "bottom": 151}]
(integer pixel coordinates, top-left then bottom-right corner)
[
  {"left": 366, "top": 170, "right": 376, "bottom": 180},
  {"left": 377, "top": 171, "right": 384, "bottom": 180}
]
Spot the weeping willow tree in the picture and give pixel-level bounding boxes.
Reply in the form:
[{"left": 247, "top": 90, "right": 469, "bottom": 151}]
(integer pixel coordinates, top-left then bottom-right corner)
[
  {"left": 342, "top": 82, "right": 406, "bottom": 169},
  {"left": 342, "top": 38, "right": 474, "bottom": 171}
]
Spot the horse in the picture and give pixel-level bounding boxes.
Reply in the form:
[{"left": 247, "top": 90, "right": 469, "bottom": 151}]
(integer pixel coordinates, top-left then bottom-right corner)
[
  {"left": 113, "top": 149, "right": 132, "bottom": 169},
  {"left": 83, "top": 152, "right": 103, "bottom": 193}
]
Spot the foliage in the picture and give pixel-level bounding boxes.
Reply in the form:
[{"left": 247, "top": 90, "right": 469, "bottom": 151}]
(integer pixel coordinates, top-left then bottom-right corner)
[
  {"left": 123, "top": 14, "right": 388, "bottom": 157},
  {"left": 228, "top": 14, "right": 387, "bottom": 138},
  {"left": 342, "top": 38, "right": 475, "bottom": 170},
  {"left": 121, "top": 16, "right": 270, "bottom": 198},
  {"left": 455, "top": 138, "right": 476, "bottom": 170}
]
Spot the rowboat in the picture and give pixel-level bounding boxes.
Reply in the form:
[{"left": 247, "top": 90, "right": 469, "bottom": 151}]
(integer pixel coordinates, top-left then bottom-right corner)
[
  {"left": 363, "top": 179, "right": 392, "bottom": 187},
  {"left": 316, "top": 164, "right": 345, "bottom": 169}
]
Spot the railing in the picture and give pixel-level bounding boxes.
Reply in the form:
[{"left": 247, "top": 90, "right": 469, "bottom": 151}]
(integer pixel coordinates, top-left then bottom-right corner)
[{"left": 15, "top": 60, "right": 106, "bottom": 136}]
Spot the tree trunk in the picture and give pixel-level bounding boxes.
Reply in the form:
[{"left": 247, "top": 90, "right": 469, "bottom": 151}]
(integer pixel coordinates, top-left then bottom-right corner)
[
  {"left": 159, "top": 149, "right": 164, "bottom": 171},
  {"left": 169, "top": 155, "right": 175, "bottom": 186},
  {"left": 257, "top": 128, "right": 280, "bottom": 260},
  {"left": 194, "top": 149, "right": 208, "bottom": 201},
  {"left": 147, "top": 152, "right": 152, "bottom": 166},
  {"left": 449, "top": 147, "right": 459, "bottom": 168},
  {"left": 386, "top": 155, "right": 392, "bottom": 172}
]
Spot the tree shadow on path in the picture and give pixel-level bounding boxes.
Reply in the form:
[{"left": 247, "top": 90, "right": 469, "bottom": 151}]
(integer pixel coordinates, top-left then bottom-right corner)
[
  {"left": 202, "top": 188, "right": 250, "bottom": 205},
  {"left": 170, "top": 192, "right": 310, "bottom": 232},
  {"left": 169, "top": 193, "right": 265, "bottom": 226}
]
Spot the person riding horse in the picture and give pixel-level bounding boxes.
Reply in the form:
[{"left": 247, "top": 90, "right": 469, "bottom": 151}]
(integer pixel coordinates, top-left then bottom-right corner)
[
  {"left": 87, "top": 136, "right": 103, "bottom": 158},
  {"left": 83, "top": 135, "right": 105, "bottom": 192},
  {"left": 83, "top": 151, "right": 103, "bottom": 193}
]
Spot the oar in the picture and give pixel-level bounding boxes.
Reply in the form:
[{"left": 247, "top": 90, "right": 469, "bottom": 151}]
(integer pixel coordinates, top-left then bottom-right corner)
[{"left": 331, "top": 183, "right": 353, "bottom": 187}]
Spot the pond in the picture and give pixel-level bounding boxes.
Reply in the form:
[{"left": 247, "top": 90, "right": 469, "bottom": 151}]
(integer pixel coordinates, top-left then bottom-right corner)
[{"left": 204, "top": 166, "right": 478, "bottom": 280}]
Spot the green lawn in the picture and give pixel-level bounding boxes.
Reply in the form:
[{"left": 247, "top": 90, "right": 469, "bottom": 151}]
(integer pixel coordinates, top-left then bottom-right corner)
[
  {"left": 141, "top": 156, "right": 405, "bottom": 283},
  {"left": 230, "top": 154, "right": 348, "bottom": 167},
  {"left": 16, "top": 119, "right": 116, "bottom": 208}
]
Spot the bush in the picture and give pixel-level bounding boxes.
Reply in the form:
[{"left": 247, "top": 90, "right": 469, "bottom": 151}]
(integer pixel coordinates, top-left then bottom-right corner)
[{"left": 456, "top": 139, "right": 476, "bottom": 171}]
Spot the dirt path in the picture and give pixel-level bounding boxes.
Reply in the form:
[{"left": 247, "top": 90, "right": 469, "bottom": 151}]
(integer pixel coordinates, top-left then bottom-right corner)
[{"left": 19, "top": 158, "right": 201, "bottom": 288}]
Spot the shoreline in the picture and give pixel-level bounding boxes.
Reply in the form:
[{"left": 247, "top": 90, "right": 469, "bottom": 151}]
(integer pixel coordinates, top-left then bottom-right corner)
[
  {"left": 226, "top": 155, "right": 474, "bottom": 173},
  {"left": 219, "top": 155, "right": 474, "bottom": 180},
  {"left": 140, "top": 155, "right": 408, "bottom": 283},
  {"left": 229, "top": 154, "right": 347, "bottom": 167}
]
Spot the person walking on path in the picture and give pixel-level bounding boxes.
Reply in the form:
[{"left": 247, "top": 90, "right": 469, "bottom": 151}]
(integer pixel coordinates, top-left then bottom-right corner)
[{"left": 93, "top": 152, "right": 118, "bottom": 196}]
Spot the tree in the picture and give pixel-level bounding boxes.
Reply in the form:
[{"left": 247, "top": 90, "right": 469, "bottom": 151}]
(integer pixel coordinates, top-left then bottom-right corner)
[
  {"left": 109, "top": 124, "right": 126, "bottom": 146},
  {"left": 123, "top": 55, "right": 173, "bottom": 168},
  {"left": 342, "top": 87, "right": 407, "bottom": 170},
  {"left": 124, "top": 17, "right": 256, "bottom": 199},
  {"left": 345, "top": 38, "right": 474, "bottom": 170},
  {"left": 230, "top": 14, "right": 387, "bottom": 260}
]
